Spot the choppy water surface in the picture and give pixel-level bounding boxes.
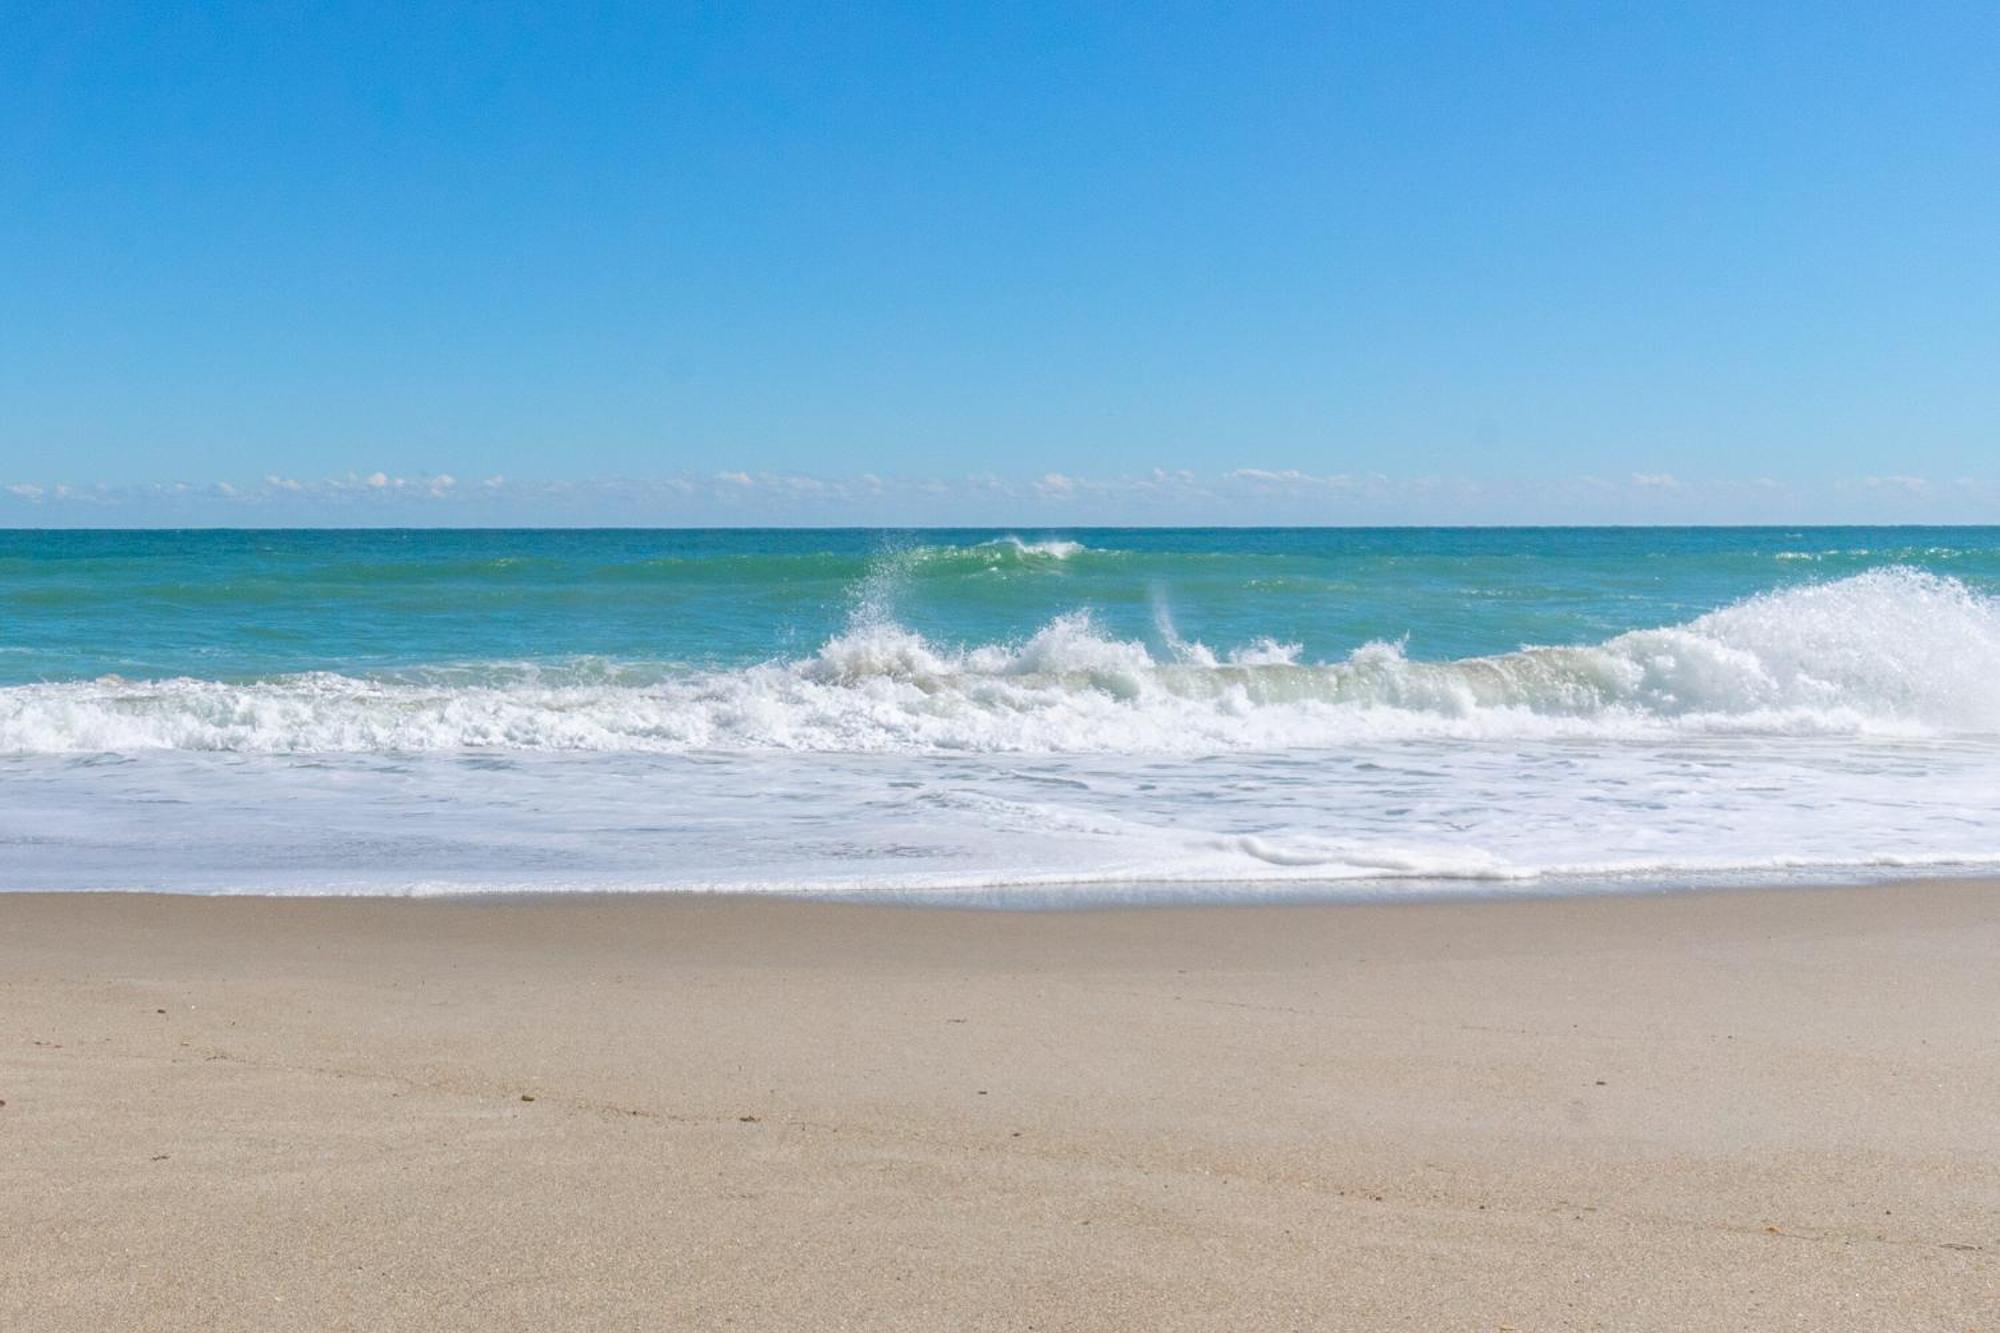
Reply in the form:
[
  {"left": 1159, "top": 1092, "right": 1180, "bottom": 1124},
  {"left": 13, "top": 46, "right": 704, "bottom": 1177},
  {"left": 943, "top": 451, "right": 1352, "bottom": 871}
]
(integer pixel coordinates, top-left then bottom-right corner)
[{"left": 4, "top": 527, "right": 1999, "bottom": 899}]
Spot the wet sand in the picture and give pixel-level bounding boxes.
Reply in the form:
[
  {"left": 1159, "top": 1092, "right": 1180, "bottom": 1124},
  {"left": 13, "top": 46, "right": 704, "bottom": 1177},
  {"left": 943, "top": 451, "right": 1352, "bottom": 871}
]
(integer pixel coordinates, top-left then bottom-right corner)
[{"left": 3, "top": 882, "right": 1997, "bottom": 1330}]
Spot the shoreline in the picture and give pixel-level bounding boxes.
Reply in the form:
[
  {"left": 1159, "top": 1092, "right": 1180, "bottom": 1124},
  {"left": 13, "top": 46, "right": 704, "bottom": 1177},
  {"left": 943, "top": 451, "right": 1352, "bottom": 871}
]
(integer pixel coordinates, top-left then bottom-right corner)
[
  {"left": 6, "top": 879, "right": 1997, "bottom": 1329},
  {"left": 14, "top": 861, "right": 2000, "bottom": 908}
]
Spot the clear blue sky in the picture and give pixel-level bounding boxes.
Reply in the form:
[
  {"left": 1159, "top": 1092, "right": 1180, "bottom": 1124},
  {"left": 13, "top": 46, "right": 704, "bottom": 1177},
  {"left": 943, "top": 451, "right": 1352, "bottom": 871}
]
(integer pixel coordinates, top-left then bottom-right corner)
[{"left": 3, "top": 1, "right": 1996, "bottom": 524}]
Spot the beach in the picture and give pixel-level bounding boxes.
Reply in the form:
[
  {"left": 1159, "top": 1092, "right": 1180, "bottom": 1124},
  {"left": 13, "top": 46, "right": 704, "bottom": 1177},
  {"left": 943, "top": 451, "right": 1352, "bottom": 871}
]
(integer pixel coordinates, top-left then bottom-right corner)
[
  {"left": 5, "top": 881, "right": 1995, "bottom": 1330},
  {"left": 13, "top": 0, "right": 2000, "bottom": 1323}
]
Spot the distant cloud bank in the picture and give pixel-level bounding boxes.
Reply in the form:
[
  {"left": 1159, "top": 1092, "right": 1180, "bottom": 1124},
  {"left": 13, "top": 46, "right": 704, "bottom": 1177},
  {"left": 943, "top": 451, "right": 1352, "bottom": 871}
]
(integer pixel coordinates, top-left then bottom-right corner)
[{"left": 2, "top": 467, "right": 1996, "bottom": 526}]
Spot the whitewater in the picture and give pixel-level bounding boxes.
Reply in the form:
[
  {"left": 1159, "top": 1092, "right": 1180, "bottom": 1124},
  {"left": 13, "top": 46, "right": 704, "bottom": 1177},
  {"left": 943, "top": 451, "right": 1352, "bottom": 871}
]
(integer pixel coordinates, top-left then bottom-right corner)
[{"left": 3, "top": 529, "right": 1998, "bottom": 899}]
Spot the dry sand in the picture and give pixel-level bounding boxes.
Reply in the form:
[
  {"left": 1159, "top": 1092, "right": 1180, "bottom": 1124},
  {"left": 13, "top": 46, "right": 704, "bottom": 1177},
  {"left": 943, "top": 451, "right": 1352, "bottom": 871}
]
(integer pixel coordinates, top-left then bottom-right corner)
[{"left": 3, "top": 882, "right": 1997, "bottom": 1330}]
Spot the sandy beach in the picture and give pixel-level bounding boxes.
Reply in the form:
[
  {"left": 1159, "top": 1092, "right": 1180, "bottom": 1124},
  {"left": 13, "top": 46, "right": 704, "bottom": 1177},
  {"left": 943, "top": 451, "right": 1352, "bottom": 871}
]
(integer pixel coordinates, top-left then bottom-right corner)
[{"left": 3, "top": 882, "right": 1996, "bottom": 1330}]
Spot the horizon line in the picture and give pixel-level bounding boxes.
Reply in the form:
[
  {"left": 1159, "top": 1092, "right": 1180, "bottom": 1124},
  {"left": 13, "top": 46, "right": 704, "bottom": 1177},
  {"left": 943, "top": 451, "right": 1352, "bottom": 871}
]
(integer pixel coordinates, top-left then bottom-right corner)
[{"left": 7, "top": 521, "right": 2000, "bottom": 534}]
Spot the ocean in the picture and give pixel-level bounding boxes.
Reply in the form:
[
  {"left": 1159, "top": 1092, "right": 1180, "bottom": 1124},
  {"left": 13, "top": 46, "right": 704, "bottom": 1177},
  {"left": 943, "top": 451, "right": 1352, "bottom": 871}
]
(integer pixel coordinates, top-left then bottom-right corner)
[{"left": 5, "top": 526, "right": 1999, "bottom": 901}]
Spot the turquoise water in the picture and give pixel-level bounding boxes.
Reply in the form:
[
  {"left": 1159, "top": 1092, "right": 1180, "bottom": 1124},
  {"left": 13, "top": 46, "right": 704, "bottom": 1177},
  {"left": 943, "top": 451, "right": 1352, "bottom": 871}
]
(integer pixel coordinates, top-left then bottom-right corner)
[
  {"left": 8, "top": 526, "right": 1999, "bottom": 684},
  {"left": 4, "top": 527, "right": 2000, "bottom": 898}
]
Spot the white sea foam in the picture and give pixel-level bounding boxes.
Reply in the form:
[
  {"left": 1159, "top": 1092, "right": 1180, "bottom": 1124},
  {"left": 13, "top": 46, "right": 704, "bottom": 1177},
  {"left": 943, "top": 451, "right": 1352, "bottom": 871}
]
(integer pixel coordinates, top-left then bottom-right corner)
[
  {"left": 7, "top": 733, "right": 1999, "bottom": 898},
  {"left": 2, "top": 568, "right": 1997, "bottom": 755},
  {"left": 971, "top": 535, "right": 1088, "bottom": 560}
]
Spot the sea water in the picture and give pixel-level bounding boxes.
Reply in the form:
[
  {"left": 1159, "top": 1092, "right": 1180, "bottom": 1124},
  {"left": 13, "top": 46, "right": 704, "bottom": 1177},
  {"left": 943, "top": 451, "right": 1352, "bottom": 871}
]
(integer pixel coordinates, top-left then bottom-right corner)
[{"left": 4, "top": 527, "right": 1998, "bottom": 900}]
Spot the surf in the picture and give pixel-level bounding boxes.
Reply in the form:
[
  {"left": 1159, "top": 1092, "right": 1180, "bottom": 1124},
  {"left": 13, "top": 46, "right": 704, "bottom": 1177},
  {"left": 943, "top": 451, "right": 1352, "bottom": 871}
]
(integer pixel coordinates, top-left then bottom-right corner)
[{"left": 4, "top": 567, "right": 1995, "bottom": 755}]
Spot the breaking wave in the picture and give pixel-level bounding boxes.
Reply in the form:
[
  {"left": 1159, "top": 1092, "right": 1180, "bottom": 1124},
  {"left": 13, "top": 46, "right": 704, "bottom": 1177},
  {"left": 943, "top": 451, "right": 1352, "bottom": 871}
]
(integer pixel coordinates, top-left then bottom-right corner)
[
  {"left": 4, "top": 569, "right": 1997, "bottom": 754},
  {"left": 965, "top": 535, "right": 1088, "bottom": 561}
]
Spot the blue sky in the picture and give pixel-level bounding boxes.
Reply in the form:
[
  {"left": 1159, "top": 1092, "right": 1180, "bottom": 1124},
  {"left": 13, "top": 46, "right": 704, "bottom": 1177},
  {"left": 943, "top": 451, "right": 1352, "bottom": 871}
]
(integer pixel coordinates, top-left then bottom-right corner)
[{"left": 3, "top": 2, "right": 1996, "bottom": 524}]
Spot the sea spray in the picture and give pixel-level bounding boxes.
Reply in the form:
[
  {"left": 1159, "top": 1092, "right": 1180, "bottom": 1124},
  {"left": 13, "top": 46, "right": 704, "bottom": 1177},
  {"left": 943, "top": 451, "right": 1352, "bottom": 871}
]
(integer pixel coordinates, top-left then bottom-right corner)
[{"left": 4, "top": 568, "right": 1996, "bottom": 754}]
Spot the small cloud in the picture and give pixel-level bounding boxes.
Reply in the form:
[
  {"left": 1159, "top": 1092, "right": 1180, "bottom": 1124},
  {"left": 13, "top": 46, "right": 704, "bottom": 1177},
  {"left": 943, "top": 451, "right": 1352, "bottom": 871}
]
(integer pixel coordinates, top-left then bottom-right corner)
[
  {"left": 1034, "top": 472, "right": 1076, "bottom": 497},
  {"left": 481, "top": 475, "right": 506, "bottom": 489},
  {"left": 1222, "top": 468, "right": 1354, "bottom": 495},
  {"left": 1630, "top": 472, "right": 1682, "bottom": 490},
  {"left": 365, "top": 471, "right": 390, "bottom": 488},
  {"left": 6, "top": 482, "right": 44, "bottom": 501},
  {"left": 1865, "top": 474, "right": 1929, "bottom": 494},
  {"left": 715, "top": 471, "right": 753, "bottom": 487},
  {"left": 264, "top": 474, "right": 304, "bottom": 492}
]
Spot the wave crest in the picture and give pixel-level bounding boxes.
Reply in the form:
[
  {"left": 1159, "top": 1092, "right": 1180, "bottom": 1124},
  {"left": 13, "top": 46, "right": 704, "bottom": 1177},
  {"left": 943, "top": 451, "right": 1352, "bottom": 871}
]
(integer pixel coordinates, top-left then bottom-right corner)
[{"left": 3, "top": 569, "right": 1995, "bottom": 754}]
